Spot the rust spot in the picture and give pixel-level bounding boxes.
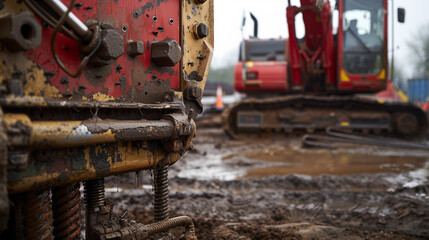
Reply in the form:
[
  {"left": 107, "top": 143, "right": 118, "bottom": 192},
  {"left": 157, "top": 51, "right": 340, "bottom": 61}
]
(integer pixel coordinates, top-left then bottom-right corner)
[
  {"left": 188, "top": 71, "right": 203, "bottom": 82},
  {"left": 74, "top": 3, "right": 83, "bottom": 10},
  {"left": 116, "top": 64, "right": 122, "bottom": 73},
  {"left": 141, "top": 2, "right": 154, "bottom": 15},
  {"left": 119, "top": 75, "right": 127, "bottom": 95},
  {"left": 89, "top": 145, "right": 111, "bottom": 175}
]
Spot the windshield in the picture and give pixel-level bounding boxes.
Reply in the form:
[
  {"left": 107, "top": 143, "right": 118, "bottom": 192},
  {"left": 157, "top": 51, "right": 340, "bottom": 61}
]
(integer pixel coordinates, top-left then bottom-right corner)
[
  {"left": 239, "top": 39, "right": 286, "bottom": 61},
  {"left": 343, "top": 0, "right": 384, "bottom": 74}
]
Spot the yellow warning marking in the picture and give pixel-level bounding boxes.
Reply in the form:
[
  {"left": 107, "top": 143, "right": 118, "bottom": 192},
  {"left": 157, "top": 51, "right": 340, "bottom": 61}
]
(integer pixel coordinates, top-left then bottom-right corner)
[
  {"left": 397, "top": 90, "right": 409, "bottom": 102},
  {"left": 377, "top": 69, "right": 386, "bottom": 79},
  {"left": 340, "top": 69, "right": 350, "bottom": 82},
  {"left": 341, "top": 122, "right": 350, "bottom": 126}
]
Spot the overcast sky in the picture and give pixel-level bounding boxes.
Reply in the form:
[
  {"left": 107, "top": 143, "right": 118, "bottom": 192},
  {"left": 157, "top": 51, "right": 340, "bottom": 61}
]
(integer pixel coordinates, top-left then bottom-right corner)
[{"left": 211, "top": 0, "right": 429, "bottom": 78}]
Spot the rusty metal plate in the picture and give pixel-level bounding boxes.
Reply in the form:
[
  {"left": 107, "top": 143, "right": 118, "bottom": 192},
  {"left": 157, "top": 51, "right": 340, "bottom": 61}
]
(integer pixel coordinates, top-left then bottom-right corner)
[
  {"left": 0, "top": 0, "right": 181, "bottom": 101},
  {"left": 180, "top": 0, "right": 214, "bottom": 93}
]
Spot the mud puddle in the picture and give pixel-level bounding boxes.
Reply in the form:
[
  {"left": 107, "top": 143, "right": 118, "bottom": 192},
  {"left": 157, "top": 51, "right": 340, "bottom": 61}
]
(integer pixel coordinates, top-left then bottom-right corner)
[
  {"left": 226, "top": 144, "right": 429, "bottom": 178},
  {"left": 174, "top": 128, "right": 429, "bottom": 185}
]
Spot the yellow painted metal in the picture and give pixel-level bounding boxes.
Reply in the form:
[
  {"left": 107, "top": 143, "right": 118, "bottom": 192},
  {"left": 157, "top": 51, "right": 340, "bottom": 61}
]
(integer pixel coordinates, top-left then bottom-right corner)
[
  {"left": 3, "top": 114, "right": 32, "bottom": 129},
  {"left": 31, "top": 121, "right": 116, "bottom": 148},
  {"left": 377, "top": 69, "right": 386, "bottom": 80},
  {"left": 7, "top": 120, "right": 196, "bottom": 193},
  {"left": 391, "top": 84, "right": 409, "bottom": 102},
  {"left": 5, "top": 111, "right": 197, "bottom": 193},
  {"left": 340, "top": 122, "right": 350, "bottom": 127},
  {"left": 3, "top": 114, "right": 179, "bottom": 148},
  {"left": 340, "top": 69, "right": 350, "bottom": 82},
  {"left": 180, "top": 0, "right": 214, "bottom": 93},
  {"left": 82, "top": 93, "right": 115, "bottom": 102},
  {"left": 3, "top": 114, "right": 33, "bottom": 146},
  {"left": 7, "top": 144, "right": 184, "bottom": 193},
  {"left": 0, "top": 95, "right": 49, "bottom": 106},
  {"left": 397, "top": 90, "right": 409, "bottom": 102}
]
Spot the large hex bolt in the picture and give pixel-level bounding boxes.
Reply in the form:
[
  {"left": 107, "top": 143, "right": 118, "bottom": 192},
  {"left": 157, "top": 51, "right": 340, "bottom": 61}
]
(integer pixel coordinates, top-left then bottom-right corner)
[
  {"left": 0, "top": 12, "right": 42, "bottom": 51},
  {"left": 151, "top": 38, "right": 182, "bottom": 67},
  {"left": 184, "top": 85, "right": 202, "bottom": 100},
  {"left": 127, "top": 40, "right": 144, "bottom": 57},
  {"left": 88, "top": 24, "right": 124, "bottom": 66},
  {"left": 98, "top": 28, "right": 124, "bottom": 60}
]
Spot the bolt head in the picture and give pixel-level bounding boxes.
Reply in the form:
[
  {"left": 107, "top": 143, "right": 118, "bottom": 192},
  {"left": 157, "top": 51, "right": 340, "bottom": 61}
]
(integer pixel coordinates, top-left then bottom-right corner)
[
  {"left": 0, "top": 12, "right": 42, "bottom": 51},
  {"left": 87, "top": 24, "right": 124, "bottom": 66},
  {"left": 127, "top": 40, "right": 144, "bottom": 57},
  {"left": 196, "top": 23, "right": 209, "bottom": 39},
  {"left": 151, "top": 38, "right": 182, "bottom": 67},
  {"left": 196, "top": 0, "right": 207, "bottom": 3},
  {"left": 184, "top": 85, "right": 202, "bottom": 100},
  {"left": 98, "top": 28, "right": 124, "bottom": 60}
]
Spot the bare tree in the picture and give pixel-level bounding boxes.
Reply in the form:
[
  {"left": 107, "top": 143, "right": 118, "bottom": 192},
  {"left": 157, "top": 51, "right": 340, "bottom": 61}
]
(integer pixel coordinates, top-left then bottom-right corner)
[{"left": 407, "top": 23, "right": 429, "bottom": 78}]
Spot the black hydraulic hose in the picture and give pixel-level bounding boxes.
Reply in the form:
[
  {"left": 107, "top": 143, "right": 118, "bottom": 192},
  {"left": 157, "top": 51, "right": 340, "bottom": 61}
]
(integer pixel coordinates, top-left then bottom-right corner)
[
  {"left": 303, "top": 127, "right": 429, "bottom": 151},
  {"left": 326, "top": 127, "right": 429, "bottom": 150}
]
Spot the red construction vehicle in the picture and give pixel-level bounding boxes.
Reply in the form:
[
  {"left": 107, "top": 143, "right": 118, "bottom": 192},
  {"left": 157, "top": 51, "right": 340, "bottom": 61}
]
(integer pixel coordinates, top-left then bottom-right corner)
[{"left": 223, "top": 0, "right": 428, "bottom": 139}]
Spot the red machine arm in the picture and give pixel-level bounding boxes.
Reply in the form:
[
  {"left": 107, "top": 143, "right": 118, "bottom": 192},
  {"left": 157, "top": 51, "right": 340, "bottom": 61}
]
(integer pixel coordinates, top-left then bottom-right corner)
[{"left": 286, "top": 0, "right": 335, "bottom": 92}]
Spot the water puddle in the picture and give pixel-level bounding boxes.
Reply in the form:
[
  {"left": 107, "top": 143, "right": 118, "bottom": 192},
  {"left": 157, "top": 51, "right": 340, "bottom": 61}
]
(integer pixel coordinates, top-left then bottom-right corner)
[
  {"left": 231, "top": 145, "right": 429, "bottom": 178},
  {"left": 177, "top": 140, "right": 429, "bottom": 186},
  {"left": 177, "top": 147, "right": 247, "bottom": 180},
  {"left": 401, "top": 161, "right": 429, "bottom": 188}
]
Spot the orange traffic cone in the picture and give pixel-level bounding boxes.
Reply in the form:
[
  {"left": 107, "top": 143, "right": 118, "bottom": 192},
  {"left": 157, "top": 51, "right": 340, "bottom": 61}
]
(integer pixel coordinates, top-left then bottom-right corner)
[
  {"left": 423, "top": 102, "right": 429, "bottom": 111},
  {"left": 215, "top": 85, "right": 224, "bottom": 110}
]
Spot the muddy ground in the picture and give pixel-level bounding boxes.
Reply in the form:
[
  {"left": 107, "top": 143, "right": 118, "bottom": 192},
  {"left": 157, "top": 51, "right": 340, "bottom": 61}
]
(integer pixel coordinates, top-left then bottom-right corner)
[{"left": 105, "top": 125, "right": 429, "bottom": 239}]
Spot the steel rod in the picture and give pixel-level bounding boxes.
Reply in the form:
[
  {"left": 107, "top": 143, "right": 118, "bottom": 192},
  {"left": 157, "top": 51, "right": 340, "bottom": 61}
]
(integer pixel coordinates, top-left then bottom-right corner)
[
  {"left": 31, "top": 119, "right": 175, "bottom": 147},
  {"left": 43, "top": 0, "right": 90, "bottom": 39},
  {"left": 4, "top": 114, "right": 176, "bottom": 148}
]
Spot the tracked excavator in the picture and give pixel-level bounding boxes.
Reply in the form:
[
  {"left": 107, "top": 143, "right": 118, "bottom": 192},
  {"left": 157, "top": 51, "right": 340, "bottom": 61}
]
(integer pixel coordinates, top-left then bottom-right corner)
[{"left": 223, "top": 0, "right": 428, "bottom": 140}]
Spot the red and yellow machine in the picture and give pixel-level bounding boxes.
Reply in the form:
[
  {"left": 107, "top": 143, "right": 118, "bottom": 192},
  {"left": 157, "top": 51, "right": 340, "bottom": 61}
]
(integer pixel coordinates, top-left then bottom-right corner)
[
  {"left": 0, "top": 0, "right": 213, "bottom": 239},
  {"left": 224, "top": 0, "right": 427, "bottom": 139}
]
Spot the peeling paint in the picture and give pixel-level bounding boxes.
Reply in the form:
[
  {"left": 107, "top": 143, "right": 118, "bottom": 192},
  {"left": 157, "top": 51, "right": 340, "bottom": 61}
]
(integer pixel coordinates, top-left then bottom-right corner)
[
  {"left": 72, "top": 125, "right": 92, "bottom": 136},
  {"left": 91, "top": 92, "right": 115, "bottom": 102}
]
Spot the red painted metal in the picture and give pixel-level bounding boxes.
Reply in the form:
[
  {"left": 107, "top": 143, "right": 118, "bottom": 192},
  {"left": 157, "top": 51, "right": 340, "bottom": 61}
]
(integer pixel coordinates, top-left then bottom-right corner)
[
  {"left": 286, "top": 0, "right": 335, "bottom": 91},
  {"left": 26, "top": 0, "right": 180, "bottom": 99},
  {"left": 286, "top": 6, "right": 302, "bottom": 89},
  {"left": 376, "top": 82, "right": 401, "bottom": 101},
  {"left": 320, "top": 1, "right": 335, "bottom": 88},
  {"left": 234, "top": 61, "right": 288, "bottom": 93}
]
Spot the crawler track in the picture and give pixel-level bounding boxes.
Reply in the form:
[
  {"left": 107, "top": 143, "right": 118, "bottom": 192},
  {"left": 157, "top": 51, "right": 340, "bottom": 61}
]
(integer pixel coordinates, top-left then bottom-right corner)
[{"left": 223, "top": 95, "right": 428, "bottom": 140}]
